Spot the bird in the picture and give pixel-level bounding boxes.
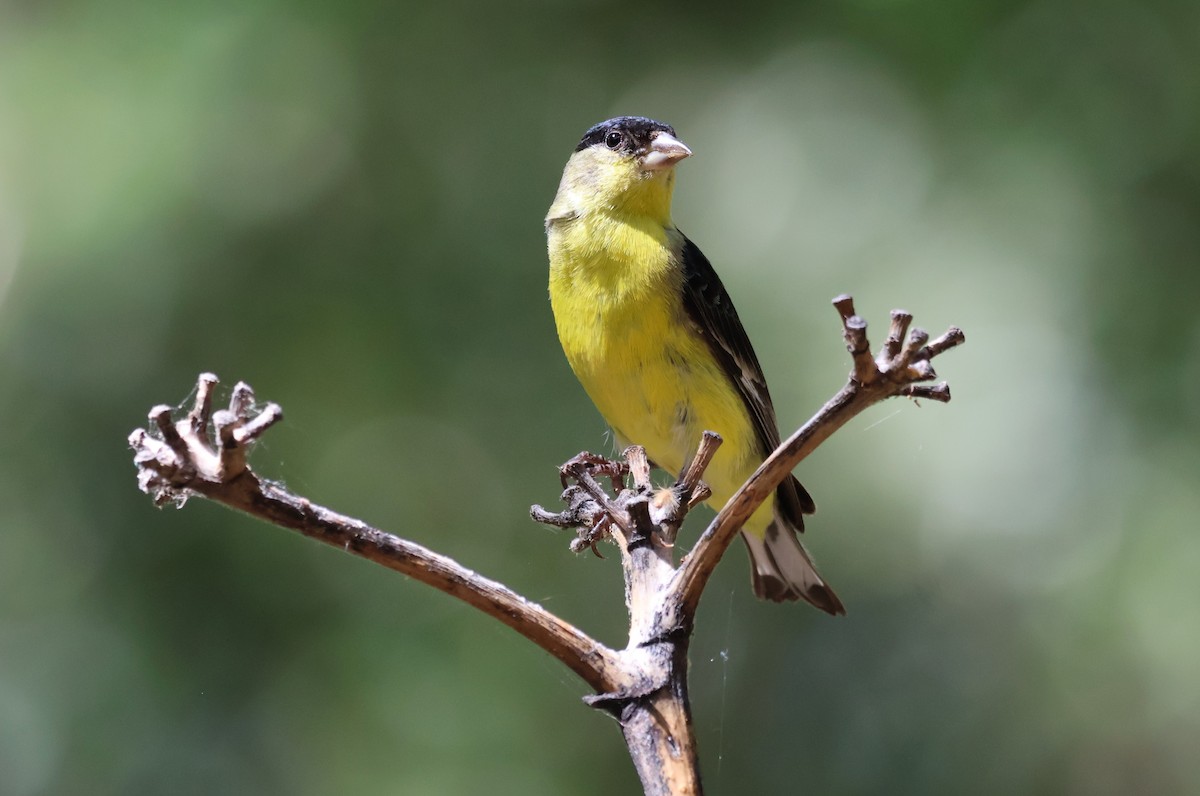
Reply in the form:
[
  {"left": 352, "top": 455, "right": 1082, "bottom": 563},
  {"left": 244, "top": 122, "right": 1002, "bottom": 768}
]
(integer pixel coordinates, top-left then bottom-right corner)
[{"left": 545, "top": 116, "right": 844, "bottom": 614}]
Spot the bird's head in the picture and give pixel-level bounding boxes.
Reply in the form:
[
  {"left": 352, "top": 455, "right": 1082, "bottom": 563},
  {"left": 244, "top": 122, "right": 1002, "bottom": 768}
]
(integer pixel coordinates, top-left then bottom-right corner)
[{"left": 547, "top": 116, "right": 691, "bottom": 227}]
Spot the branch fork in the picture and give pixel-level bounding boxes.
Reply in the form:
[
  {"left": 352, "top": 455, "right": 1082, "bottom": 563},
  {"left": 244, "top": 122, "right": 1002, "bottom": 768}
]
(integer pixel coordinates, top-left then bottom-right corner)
[
  {"left": 534, "top": 296, "right": 965, "bottom": 627},
  {"left": 129, "top": 295, "right": 964, "bottom": 796},
  {"left": 129, "top": 373, "right": 282, "bottom": 506},
  {"left": 834, "top": 295, "right": 963, "bottom": 403}
]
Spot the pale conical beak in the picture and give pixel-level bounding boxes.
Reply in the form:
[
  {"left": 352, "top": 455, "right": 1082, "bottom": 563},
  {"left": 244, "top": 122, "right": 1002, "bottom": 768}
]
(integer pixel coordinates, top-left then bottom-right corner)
[{"left": 640, "top": 132, "right": 692, "bottom": 172}]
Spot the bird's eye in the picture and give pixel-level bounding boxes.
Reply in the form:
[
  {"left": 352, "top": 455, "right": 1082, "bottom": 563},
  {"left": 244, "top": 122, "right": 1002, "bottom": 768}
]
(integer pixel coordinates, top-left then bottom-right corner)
[{"left": 605, "top": 131, "right": 624, "bottom": 150}]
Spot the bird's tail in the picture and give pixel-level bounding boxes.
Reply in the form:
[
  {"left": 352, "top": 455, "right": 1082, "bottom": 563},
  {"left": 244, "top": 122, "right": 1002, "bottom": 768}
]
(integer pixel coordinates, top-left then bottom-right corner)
[{"left": 740, "top": 517, "right": 845, "bottom": 615}]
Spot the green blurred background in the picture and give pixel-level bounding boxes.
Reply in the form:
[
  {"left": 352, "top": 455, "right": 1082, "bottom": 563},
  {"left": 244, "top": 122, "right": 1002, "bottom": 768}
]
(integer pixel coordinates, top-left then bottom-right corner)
[{"left": 2, "top": 0, "right": 1198, "bottom": 793}]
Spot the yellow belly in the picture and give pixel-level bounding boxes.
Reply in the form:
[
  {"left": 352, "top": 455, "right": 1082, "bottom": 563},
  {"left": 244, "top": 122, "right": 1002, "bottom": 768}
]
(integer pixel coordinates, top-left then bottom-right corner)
[{"left": 548, "top": 212, "right": 768, "bottom": 524}]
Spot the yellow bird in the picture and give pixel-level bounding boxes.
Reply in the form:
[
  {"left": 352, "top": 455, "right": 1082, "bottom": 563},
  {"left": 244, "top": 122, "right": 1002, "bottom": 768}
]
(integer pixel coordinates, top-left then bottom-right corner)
[{"left": 546, "top": 116, "right": 843, "bottom": 614}]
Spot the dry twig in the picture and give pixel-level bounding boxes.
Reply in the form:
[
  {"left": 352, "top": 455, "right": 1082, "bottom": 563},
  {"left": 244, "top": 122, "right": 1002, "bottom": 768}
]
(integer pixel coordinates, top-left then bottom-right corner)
[{"left": 129, "top": 375, "right": 624, "bottom": 693}]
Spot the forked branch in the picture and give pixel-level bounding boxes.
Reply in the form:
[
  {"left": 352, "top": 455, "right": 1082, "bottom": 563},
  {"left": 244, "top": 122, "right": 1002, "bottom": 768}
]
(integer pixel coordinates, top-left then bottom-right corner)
[
  {"left": 129, "top": 295, "right": 964, "bottom": 796},
  {"left": 665, "top": 295, "right": 963, "bottom": 617}
]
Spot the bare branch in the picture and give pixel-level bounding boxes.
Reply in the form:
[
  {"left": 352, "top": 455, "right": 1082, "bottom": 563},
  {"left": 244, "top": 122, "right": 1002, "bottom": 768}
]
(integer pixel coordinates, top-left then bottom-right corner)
[
  {"left": 921, "top": 326, "right": 967, "bottom": 359},
  {"left": 186, "top": 372, "right": 218, "bottom": 434},
  {"left": 882, "top": 309, "right": 912, "bottom": 362},
  {"left": 131, "top": 374, "right": 624, "bottom": 694},
  {"left": 894, "top": 326, "right": 929, "bottom": 375},
  {"left": 626, "top": 445, "right": 652, "bottom": 490},
  {"left": 665, "top": 385, "right": 859, "bottom": 621},
  {"left": 833, "top": 294, "right": 875, "bottom": 383},
  {"left": 677, "top": 432, "right": 721, "bottom": 505},
  {"left": 658, "top": 432, "right": 722, "bottom": 544},
  {"left": 899, "top": 382, "right": 952, "bottom": 403},
  {"left": 226, "top": 478, "right": 623, "bottom": 692},
  {"left": 665, "top": 296, "right": 964, "bottom": 620},
  {"left": 686, "top": 482, "right": 711, "bottom": 510}
]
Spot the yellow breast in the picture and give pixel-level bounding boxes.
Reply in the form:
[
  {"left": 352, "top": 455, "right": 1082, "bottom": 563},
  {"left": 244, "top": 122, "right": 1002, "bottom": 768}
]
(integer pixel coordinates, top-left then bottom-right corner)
[{"left": 547, "top": 210, "right": 760, "bottom": 505}]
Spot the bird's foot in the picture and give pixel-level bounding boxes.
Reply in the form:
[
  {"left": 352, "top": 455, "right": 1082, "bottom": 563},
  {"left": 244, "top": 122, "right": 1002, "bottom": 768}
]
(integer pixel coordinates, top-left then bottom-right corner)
[{"left": 559, "top": 450, "right": 629, "bottom": 492}]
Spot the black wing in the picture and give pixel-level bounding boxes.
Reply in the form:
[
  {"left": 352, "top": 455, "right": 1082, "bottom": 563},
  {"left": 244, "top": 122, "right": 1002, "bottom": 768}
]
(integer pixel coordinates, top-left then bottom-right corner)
[{"left": 678, "top": 234, "right": 816, "bottom": 523}]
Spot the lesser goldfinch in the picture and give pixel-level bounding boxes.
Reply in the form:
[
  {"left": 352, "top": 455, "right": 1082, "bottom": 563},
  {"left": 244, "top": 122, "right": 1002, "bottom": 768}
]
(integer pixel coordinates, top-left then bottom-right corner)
[{"left": 546, "top": 116, "right": 844, "bottom": 614}]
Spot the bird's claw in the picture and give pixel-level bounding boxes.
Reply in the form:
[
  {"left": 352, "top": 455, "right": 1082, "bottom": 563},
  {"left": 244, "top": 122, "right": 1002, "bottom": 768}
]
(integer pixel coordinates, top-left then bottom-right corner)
[{"left": 560, "top": 451, "right": 629, "bottom": 492}]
